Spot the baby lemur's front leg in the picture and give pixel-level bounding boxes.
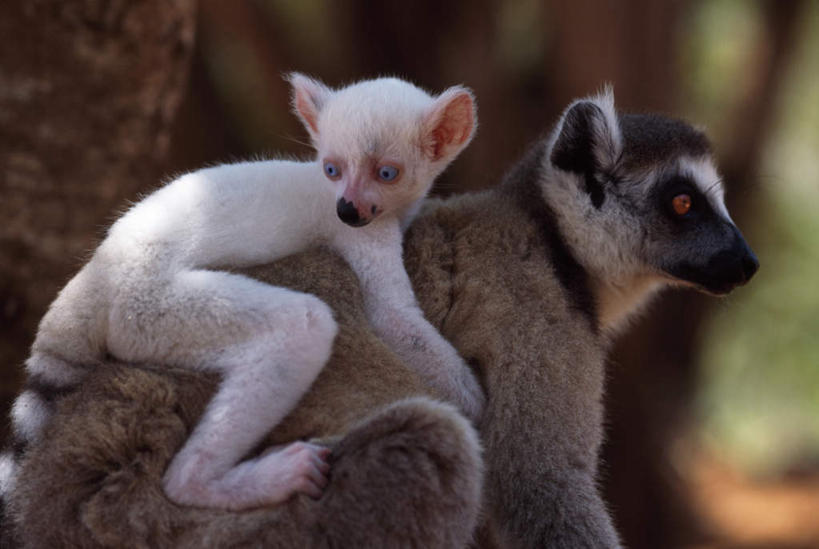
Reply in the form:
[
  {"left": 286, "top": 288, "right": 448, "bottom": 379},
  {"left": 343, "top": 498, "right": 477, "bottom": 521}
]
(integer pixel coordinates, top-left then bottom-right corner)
[{"left": 336, "top": 221, "right": 485, "bottom": 422}]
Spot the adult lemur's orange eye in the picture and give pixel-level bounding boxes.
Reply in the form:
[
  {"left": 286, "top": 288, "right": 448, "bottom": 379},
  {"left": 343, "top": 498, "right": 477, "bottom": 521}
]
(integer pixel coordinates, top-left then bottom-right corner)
[{"left": 672, "top": 194, "right": 692, "bottom": 216}]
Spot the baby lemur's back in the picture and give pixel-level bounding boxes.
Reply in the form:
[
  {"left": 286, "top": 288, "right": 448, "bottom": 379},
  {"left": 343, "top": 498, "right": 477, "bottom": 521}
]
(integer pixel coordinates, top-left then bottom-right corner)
[{"left": 31, "top": 161, "right": 331, "bottom": 361}]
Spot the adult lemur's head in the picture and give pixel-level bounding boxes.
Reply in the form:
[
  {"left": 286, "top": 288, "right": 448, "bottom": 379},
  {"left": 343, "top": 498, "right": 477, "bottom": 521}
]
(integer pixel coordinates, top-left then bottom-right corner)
[{"left": 542, "top": 89, "right": 758, "bottom": 330}]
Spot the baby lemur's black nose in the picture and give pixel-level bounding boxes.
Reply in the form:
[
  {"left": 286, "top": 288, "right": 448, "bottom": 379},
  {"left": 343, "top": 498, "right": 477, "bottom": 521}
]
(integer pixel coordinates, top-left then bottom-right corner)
[{"left": 337, "top": 197, "right": 369, "bottom": 227}]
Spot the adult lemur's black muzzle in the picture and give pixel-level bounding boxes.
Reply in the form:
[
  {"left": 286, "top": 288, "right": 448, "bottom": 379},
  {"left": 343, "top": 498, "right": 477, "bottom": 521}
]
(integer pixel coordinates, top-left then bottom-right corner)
[{"left": 667, "top": 226, "right": 759, "bottom": 295}]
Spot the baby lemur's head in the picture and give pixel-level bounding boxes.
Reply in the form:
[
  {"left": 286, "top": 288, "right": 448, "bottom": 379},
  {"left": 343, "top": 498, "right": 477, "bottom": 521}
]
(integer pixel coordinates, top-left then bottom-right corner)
[
  {"left": 542, "top": 88, "right": 758, "bottom": 314},
  {"left": 288, "top": 73, "right": 476, "bottom": 227}
]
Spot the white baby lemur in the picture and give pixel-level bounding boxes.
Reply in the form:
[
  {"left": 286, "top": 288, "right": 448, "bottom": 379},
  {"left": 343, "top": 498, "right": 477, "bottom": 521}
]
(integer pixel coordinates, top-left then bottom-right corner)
[{"left": 10, "top": 74, "right": 484, "bottom": 510}]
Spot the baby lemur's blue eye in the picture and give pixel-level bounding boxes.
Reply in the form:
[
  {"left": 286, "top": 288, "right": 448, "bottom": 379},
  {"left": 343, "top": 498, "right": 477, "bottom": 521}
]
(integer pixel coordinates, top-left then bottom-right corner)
[
  {"left": 324, "top": 161, "right": 341, "bottom": 179},
  {"left": 378, "top": 165, "right": 399, "bottom": 181}
]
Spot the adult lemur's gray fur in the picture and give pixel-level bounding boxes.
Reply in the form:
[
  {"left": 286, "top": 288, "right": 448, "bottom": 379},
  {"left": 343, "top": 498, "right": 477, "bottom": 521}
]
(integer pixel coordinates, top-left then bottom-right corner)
[
  {"left": 463, "top": 89, "right": 758, "bottom": 547},
  {"left": 2, "top": 90, "right": 757, "bottom": 548}
]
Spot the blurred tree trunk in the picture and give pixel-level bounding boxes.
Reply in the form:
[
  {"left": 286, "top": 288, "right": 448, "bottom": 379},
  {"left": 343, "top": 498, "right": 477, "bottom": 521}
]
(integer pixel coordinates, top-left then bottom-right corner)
[
  {"left": 545, "top": 1, "right": 806, "bottom": 548},
  {"left": 721, "top": 0, "right": 805, "bottom": 220},
  {"left": 545, "top": 0, "right": 681, "bottom": 113},
  {"left": 0, "top": 0, "right": 197, "bottom": 443}
]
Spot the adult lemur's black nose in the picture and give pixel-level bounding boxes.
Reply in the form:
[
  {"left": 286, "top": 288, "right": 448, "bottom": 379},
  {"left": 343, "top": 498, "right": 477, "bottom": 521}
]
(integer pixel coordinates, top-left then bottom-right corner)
[
  {"left": 741, "top": 249, "right": 759, "bottom": 282},
  {"left": 337, "top": 197, "right": 369, "bottom": 227}
]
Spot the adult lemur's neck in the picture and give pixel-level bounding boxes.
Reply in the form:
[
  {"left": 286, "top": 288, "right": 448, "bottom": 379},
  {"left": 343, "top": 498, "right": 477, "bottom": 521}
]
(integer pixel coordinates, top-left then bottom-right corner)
[
  {"left": 500, "top": 142, "right": 662, "bottom": 339},
  {"left": 500, "top": 142, "right": 600, "bottom": 335}
]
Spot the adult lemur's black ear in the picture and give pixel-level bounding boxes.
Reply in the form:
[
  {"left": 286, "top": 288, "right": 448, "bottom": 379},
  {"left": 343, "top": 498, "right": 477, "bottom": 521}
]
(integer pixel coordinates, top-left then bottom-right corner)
[{"left": 550, "top": 88, "right": 621, "bottom": 208}]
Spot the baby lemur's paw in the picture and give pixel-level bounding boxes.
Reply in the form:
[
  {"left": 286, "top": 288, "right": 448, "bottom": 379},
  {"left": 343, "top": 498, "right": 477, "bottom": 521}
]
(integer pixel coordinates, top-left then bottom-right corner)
[
  {"left": 432, "top": 355, "right": 485, "bottom": 423},
  {"left": 162, "top": 441, "right": 331, "bottom": 510},
  {"left": 455, "top": 368, "right": 485, "bottom": 424},
  {"left": 255, "top": 441, "right": 332, "bottom": 502},
  {"left": 427, "top": 354, "right": 485, "bottom": 423}
]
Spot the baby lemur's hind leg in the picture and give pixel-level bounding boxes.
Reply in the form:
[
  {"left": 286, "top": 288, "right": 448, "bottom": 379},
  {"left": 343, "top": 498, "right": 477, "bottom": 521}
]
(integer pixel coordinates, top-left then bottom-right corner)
[{"left": 107, "top": 269, "right": 338, "bottom": 510}]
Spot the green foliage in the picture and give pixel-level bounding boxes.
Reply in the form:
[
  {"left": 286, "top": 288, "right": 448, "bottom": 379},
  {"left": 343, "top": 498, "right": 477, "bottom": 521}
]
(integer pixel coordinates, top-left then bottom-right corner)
[
  {"left": 694, "top": 2, "right": 819, "bottom": 475},
  {"left": 681, "top": 0, "right": 763, "bottom": 144},
  {"left": 700, "top": 188, "right": 819, "bottom": 474}
]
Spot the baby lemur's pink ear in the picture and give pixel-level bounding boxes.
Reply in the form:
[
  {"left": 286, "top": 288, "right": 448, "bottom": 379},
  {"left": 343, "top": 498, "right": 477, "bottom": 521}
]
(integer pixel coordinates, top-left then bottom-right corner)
[
  {"left": 421, "top": 87, "right": 477, "bottom": 162},
  {"left": 287, "top": 72, "right": 333, "bottom": 143}
]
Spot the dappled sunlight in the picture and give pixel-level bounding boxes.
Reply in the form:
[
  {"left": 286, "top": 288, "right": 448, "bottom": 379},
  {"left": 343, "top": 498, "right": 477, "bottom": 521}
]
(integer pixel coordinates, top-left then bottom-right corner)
[{"left": 687, "top": 453, "right": 819, "bottom": 549}]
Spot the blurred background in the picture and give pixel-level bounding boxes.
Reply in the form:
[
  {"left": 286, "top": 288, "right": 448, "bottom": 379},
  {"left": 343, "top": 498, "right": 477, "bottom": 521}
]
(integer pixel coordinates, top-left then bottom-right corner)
[{"left": 1, "top": 1, "right": 817, "bottom": 547}]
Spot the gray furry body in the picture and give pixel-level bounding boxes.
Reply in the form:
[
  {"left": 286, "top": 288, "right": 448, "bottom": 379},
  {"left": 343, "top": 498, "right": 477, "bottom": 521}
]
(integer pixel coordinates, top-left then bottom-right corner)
[{"left": 2, "top": 91, "right": 757, "bottom": 548}]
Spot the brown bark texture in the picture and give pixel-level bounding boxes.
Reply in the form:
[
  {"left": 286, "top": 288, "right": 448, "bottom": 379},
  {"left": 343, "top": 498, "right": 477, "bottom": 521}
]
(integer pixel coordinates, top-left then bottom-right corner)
[{"left": 0, "top": 0, "right": 197, "bottom": 442}]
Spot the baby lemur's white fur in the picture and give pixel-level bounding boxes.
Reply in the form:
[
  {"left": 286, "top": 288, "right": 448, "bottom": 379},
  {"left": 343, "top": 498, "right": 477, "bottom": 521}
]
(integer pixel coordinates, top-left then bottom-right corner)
[{"left": 10, "top": 74, "right": 483, "bottom": 510}]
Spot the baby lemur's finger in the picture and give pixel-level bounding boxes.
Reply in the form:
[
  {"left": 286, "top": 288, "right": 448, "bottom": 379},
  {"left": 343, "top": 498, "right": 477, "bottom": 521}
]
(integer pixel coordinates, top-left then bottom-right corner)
[
  {"left": 303, "top": 443, "right": 332, "bottom": 473},
  {"left": 303, "top": 441, "right": 331, "bottom": 457},
  {"left": 298, "top": 465, "right": 328, "bottom": 499},
  {"left": 307, "top": 434, "right": 342, "bottom": 449}
]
